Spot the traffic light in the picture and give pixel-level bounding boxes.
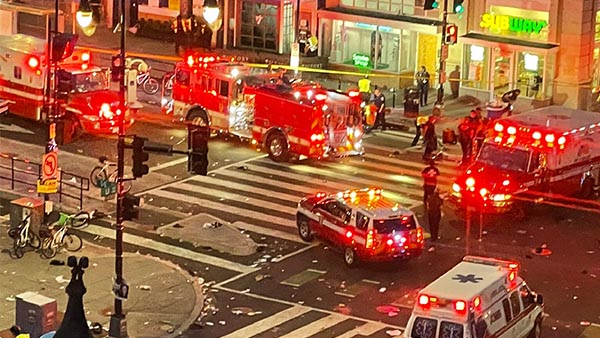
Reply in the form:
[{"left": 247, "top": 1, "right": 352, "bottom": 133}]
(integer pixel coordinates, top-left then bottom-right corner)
[
  {"left": 130, "top": 135, "right": 149, "bottom": 178},
  {"left": 424, "top": 0, "right": 438, "bottom": 10},
  {"left": 52, "top": 33, "right": 78, "bottom": 62},
  {"left": 188, "top": 125, "right": 209, "bottom": 176},
  {"left": 111, "top": 55, "right": 125, "bottom": 82},
  {"left": 453, "top": 0, "right": 465, "bottom": 14},
  {"left": 123, "top": 193, "right": 142, "bottom": 221},
  {"left": 445, "top": 24, "right": 458, "bottom": 45}
]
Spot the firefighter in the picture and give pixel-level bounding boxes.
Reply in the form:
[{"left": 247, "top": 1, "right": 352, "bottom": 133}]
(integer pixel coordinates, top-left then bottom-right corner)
[
  {"left": 427, "top": 189, "right": 443, "bottom": 242},
  {"left": 421, "top": 159, "right": 440, "bottom": 208},
  {"left": 358, "top": 75, "right": 372, "bottom": 103},
  {"left": 305, "top": 33, "right": 318, "bottom": 57}
]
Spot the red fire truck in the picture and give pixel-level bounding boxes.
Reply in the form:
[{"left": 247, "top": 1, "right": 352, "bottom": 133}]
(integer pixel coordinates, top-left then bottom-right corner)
[
  {"left": 450, "top": 106, "right": 600, "bottom": 217},
  {"left": 166, "top": 53, "right": 363, "bottom": 161},
  {"left": 0, "top": 34, "right": 134, "bottom": 138}
]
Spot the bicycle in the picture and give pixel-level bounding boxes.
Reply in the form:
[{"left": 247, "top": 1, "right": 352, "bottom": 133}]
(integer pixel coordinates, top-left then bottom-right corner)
[
  {"left": 130, "top": 59, "right": 160, "bottom": 95},
  {"left": 40, "top": 221, "right": 84, "bottom": 259},
  {"left": 8, "top": 214, "right": 41, "bottom": 259},
  {"left": 90, "top": 156, "right": 132, "bottom": 193}
]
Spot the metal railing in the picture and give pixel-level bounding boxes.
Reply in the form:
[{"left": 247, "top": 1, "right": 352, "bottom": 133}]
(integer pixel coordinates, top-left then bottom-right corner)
[{"left": 0, "top": 153, "right": 90, "bottom": 209}]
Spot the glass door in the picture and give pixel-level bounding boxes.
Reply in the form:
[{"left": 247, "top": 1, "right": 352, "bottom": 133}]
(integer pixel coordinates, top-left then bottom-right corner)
[{"left": 491, "top": 50, "right": 514, "bottom": 98}]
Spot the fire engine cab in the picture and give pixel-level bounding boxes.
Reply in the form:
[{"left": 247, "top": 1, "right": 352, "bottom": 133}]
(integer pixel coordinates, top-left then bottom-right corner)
[
  {"left": 404, "top": 256, "right": 544, "bottom": 338},
  {"left": 450, "top": 106, "right": 600, "bottom": 216},
  {"left": 167, "top": 53, "right": 363, "bottom": 161},
  {"left": 296, "top": 188, "right": 424, "bottom": 267},
  {"left": 0, "top": 34, "right": 134, "bottom": 138}
]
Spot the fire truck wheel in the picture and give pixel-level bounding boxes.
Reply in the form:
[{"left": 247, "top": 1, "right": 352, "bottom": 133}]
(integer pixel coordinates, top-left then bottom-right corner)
[
  {"left": 579, "top": 178, "right": 595, "bottom": 199},
  {"left": 344, "top": 247, "right": 358, "bottom": 268},
  {"left": 296, "top": 215, "right": 314, "bottom": 242},
  {"left": 527, "top": 315, "right": 542, "bottom": 338},
  {"left": 266, "top": 132, "right": 290, "bottom": 162},
  {"left": 187, "top": 109, "right": 209, "bottom": 127}
]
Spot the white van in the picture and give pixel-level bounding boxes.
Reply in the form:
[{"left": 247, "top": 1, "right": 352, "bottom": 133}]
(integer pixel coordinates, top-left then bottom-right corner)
[{"left": 403, "top": 256, "right": 544, "bottom": 338}]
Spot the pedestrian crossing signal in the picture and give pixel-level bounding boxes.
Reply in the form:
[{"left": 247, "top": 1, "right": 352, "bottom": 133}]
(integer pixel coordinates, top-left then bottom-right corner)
[
  {"left": 424, "top": 0, "right": 438, "bottom": 9},
  {"left": 445, "top": 24, "right": 458, "bottom": 45}
]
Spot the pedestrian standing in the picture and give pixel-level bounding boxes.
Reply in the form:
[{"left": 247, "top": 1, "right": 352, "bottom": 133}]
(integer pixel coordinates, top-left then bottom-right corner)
[
  {"left": 458, "top": 118, "right": 472, "bottom": 164},
  {"left": 421, "top": 160, "right": 440, "bottom": 207},
  {"left": 422, "top": 116, "right": 438, "bottom": 161},
  {"left": 358, "top": 75, "right": 372, "bottom": 104},
  {"left": 449, "top": 65, "right": 461, "bottom": 99},
  {"left": 427, "top": 190, "right": 443, "bottom": 242},
  {"left": 173, "top": 15, "right": 185, "bottom": 55},
  {"left": 416, "top": 66, "right": 431, "bottom": 107},
  {"left": 467, "top": 109, "right": 483, "bottom": 156},
  {"left": 370, "top": 87, "right": 386, "bottom": 131}
]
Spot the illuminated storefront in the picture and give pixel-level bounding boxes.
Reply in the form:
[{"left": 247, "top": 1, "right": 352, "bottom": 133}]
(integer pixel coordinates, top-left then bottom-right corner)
[{"left": 460, "top": 6, "right": 558, "bottom": 102}]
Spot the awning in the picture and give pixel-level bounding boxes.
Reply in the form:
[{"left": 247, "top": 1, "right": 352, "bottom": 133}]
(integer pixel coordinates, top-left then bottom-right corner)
[
  {"left": 318, "top": 7, "right": 442, "bottom": 35},
  {"left": 461, "top": 32, "right": 559, "bottom": 53}
]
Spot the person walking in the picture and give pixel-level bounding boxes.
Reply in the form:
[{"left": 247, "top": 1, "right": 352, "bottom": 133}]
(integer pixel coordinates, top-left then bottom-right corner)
[
  {"left": 416, "top": 66, "right": 430, "bottom": 107},
  {"left": 449, "top": 65, "right": 461, "bottom": 99},
  {"left": 421, "top": 160, "right": 440, "bottom": 207},
  {"left": 370, "top": 87, "right": 386, "bottom": 131},
  {"left": 422, "top": 116, "right": 438, "bottom": 161},
  {"left": 427, "top": 190, "right": 443, "bottom": 242}
]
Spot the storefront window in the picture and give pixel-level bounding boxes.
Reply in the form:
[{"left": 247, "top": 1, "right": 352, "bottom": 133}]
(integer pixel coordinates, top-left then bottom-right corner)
[
  {"left": 516, "top": 52, "right": 544, "bottom": 99},
  {"left": 329, "top": 20, "right": 415, "bottom": 73},
  {"left": 240, "top": 0, "right": 279, "bottom": 52},
  {"left": 340, "top": 0, "right": 416, "bottom": 15},
  {"left": 463, "top": 44, "right": 489, "bottom": 90},
  {"left": 282, "top": 2, "right": 293, "bottom": 53}
]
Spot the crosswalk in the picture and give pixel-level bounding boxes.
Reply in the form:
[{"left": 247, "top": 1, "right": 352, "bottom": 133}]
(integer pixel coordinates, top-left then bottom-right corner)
[{"left": 141, "top": 143, "right": 460, "bottom": 237}]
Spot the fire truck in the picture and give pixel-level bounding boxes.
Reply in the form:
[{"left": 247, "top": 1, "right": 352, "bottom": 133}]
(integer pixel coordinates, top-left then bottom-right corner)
[
  {"left": 0, "top": 34, "right": 134, "bottom": 139},
  {"left": 450, "top": 106, "right": 600, "bottom": 217},
  {"left": 166, "top": 53, "right": 363, "bottom": 161}
]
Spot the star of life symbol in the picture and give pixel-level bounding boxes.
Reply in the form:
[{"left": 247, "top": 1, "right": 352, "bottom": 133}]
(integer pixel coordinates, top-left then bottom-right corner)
[{"left": 452, "top": 273, "right": 483, "bottom": 283}]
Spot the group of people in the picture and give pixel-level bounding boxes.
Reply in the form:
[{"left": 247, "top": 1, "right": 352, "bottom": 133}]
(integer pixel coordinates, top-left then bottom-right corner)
[
  {"left": 358, "top": 76, "right": 387, "bottom": 133},
  {"left": 457, "top": 108, "right": 488, "bottom": 165}
]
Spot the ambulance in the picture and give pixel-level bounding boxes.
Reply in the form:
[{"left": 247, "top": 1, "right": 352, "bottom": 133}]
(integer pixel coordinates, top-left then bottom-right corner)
[
  {"left": 450, "top": 106, "right": 600, "bottom": 217},
  {"left": 404, "top": 256, "right": 544, "bottom": 338}
]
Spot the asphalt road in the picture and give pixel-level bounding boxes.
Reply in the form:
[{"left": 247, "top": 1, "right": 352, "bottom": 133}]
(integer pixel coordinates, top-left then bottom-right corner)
[{"left": 1, "top": 109, "right": 599, "bottom": 338}]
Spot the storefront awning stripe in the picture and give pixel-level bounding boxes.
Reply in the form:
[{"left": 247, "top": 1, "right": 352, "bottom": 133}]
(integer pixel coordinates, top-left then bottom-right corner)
[
  {"left": 461, "top": 32, "right": 559, "bottom": 53},
  {"left": 318, "top": 7, "right": 442, "bottom": 34}
]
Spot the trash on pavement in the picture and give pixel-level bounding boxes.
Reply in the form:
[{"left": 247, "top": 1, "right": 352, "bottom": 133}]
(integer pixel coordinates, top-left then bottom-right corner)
[
  {"left": 231, "top": 307, "right": 255, "bottom": 316},
  {"left": 532, "top": 244, "right": 552, "bottom": 256},
  {"left": 376, "top": 305, "right": 400, "bottom": 314},
  {"left": 580, "top": 321, "right": 591, "bottom": 326},
  {"left": 386, "top": 329, "right": 403, "bottom": 336},
  {"left": 139, "top": 285, "right": 152, "bottom": 291},
  {"left": 379, "top": 287, "right": 387, "bottom": 293},
  {"left": 55, "top": 275, "right": 69, "bottom": 283}
]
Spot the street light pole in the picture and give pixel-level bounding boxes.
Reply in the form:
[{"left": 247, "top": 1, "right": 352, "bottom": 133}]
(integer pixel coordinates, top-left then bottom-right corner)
[{"left": 436, "top": 0, "right": 449, "bottom": 105}]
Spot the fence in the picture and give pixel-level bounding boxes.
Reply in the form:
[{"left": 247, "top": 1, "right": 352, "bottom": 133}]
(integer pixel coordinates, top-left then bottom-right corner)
[{"left": 0, "top": 153, "right": 89, "bottom": 209}]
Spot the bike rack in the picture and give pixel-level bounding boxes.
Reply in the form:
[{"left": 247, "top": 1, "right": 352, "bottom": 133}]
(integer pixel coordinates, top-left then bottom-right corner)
[{"left": 0, "top": 153, "right": 90, "bottom": 209}]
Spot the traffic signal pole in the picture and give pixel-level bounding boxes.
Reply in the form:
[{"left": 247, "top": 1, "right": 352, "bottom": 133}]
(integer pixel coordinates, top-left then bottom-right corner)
[
  {"left": 108, "top": 0, "right": 128, "bottom": 334},
  {"left": 435, "top": 0, "right": 449, "bottom": 105}
]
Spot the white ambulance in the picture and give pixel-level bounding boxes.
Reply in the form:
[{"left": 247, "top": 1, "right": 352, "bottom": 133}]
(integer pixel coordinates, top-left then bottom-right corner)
[{"left": 404, "top": 256, "right": 544, "bottom": 338}]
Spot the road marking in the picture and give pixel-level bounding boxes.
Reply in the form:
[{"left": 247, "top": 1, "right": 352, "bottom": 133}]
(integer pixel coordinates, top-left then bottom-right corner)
[
  {"left": 216, "top": 285, "right": 406, "bottom": 331},
  {"left": 82, "top": 224, "right": 258, "bottom": 274},
  {"left": 277, "top": 313, "right": 346, "bottom": 338},
  {"left": 150, "top": 157, "right": 188, "bottom": 172},
  {"left": 0, "top": 122, "right": 35, "bottom": 135},
  {"left": 270, "top": 243, "right": 320, "bottom": 263},
  {"left": 233, "top": 221, "right": 302, "bottom": 243},
  {"left": 334, "top": 322, "right": 386, "bottom": 338},
  {"left": 220, "top": 306, "right": 312, "bottom": 338},
  {"left": 280, "top": 269, "right": 326, "bottom": 287}
]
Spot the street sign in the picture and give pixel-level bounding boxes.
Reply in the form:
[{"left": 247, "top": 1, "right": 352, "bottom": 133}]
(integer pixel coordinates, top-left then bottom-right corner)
[
  {"left": 42, "top": 152, "right": 58, "bottom": 180},
  {"left": 37, "top": 178, "right": 58, "bottom": 194},
  {"left": 290, "top": 43, "right": 300, "bottom": 69},
  {"left": 99, "top": 179, "right": 117, "bottom": 197}
]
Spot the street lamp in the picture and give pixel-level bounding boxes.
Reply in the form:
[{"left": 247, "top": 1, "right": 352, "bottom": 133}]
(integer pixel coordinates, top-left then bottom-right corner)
[
  {"left": 203, "top": 0, "right": 220, "bottom": 25},
  {"left": 76, "top": 0, "right": 94, "bottom": 29}
]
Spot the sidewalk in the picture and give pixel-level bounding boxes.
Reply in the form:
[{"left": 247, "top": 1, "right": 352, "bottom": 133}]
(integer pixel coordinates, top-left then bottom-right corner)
[{"left": 0, "top": 222, "right": 203, "bottom": 338}]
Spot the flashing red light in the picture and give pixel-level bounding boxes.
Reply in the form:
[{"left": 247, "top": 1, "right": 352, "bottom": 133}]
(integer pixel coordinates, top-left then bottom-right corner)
[
  {"left": 508, "top": 262, "right": 519, "bottom": 269},
  {"left": 454, "top": 300, "right": 467, "bottom": 312},
  {"left": 494, "top": 123, "right": 504, "bottom": 132},
  {"left": 386, "top": 238, "right": 394, "bottom": 246},
  {"left": 507, "top": 126, "right": 517, "bottom": 135},
  {"left": 345, "top": 230, "right": 353, "bottom": 239},
  {"left": 473, "top": 296, "right": 481, "bottom": 309},
  {"left": 348, "top": 90, "right": 360, "bottom": 97},
  {"left": 545, "top": 134, "right": 555, "bottom": 143},
  {"left": 186, "top": 55, "right": 194, "bottom": 66},
  {"left": 315, "top": 93, "right": 328, "bottom": 101},
  {"left": 532, "top": 131, "right": 542, "bottom": 140},
  {"left": 418, "top": 295, "right": 429, "bottom": 306},
  {"left": 81, "top": 51, "right": 91, "bottom": 62},
  {"left": 502, "top": 179, "right": 510, "bottom": 186},
  {"left": 508, "top": 270, "right": 517, "bottom": 282},
  {"left": 316, "top": 192, "right": 327, "bottom": 198},
  {"left": 558, "top": 136, "right": 566, "bottom": 145},
  {"left": 366, "top": 229, "right": 375, "bottom": 249},
  {"left": 28, "top": 56, "right": 40, "bottom": 69},
  {"left": 466, "top": 177, "right": 475, "bottom": 187},
  {"left": 416, "top": 228, "right": 424, "bottom": 243}
]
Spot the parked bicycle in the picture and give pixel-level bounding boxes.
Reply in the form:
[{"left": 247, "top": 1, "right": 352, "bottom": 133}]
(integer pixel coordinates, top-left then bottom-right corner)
[
  {"left": 8, "top": 214, "right": 41, "bottom": 259},
  {"left": 40, "top": 220, "right": 84, "bottom": 259},
  {"left": 90, "top": 156, "right": 132, "bottom": 193},
  {"left": 130, "top": 59, "right": 160, "bottom": 95}
]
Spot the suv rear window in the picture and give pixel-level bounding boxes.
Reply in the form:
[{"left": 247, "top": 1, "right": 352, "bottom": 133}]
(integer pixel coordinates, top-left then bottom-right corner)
[
  {"left": 411, "top": 317, "right": 437, "bottom": 338},
  {"left": 440, "top": 321, "right": 464, "bottom": 338},
  {"left": 374, "top": 215, "right": 416, "bottom": 233}
]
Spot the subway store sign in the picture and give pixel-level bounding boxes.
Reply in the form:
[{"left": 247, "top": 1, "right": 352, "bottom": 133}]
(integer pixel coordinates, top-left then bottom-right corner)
[{"left": 480, "top": 13, "right": 548, "bottom": 34}]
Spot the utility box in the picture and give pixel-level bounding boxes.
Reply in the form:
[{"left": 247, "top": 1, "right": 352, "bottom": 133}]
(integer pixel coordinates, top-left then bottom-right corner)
[
  {"left": 10, "top": 197, "right": 44, "bottom": 233},
  {"left": 16, "top": 292, "right": 57, "bottom": 338}
]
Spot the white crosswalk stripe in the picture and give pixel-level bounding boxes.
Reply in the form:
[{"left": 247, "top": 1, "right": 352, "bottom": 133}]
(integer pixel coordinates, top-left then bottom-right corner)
[{"left": 142, "top": 141, "right": 458, "bottom": 250}]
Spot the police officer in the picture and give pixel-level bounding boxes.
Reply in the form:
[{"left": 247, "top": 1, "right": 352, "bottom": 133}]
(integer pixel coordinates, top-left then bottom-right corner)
[
  {"left": 371, "top": 87, "right": 386, "bottom": 131},
  {"left": 416, "top": 66, "right": 430, "bottom": 107},
  {"left": 421, "top": 160, "right": 440, "bottom": 207},
  {"left": 427, "top": 190, "right": 443, "bottom": 242}
]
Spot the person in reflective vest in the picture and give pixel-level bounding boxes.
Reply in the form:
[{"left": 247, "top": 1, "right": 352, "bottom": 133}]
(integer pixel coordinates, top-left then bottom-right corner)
[{"left": 305, "top": 33, "right": 318, "bottom": 56}]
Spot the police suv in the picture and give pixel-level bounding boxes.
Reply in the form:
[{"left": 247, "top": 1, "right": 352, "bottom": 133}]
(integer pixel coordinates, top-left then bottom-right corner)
[
  {"left": 296, "top": 188, "right": 424, "bottom": 267},
  {"left": 404, "top": 256, "right": 544, "bottom": 338}
]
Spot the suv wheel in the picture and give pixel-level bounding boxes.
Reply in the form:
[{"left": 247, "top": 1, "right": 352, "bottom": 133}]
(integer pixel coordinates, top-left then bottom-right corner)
[
  {"left": 297, "top": 216, "right": 314, "bottom": 242},
  {"left": 344, "top": 247, "right": 358, "bottom": 268},
  {"left": 527, "top": 316, "right": 542, "bottom": 338}
]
